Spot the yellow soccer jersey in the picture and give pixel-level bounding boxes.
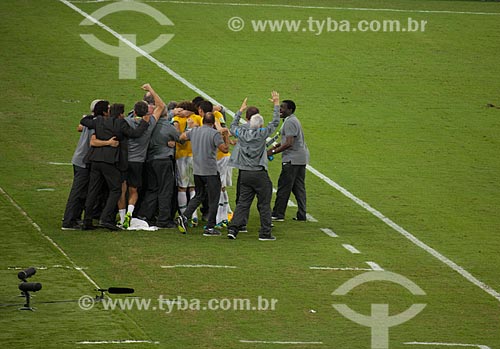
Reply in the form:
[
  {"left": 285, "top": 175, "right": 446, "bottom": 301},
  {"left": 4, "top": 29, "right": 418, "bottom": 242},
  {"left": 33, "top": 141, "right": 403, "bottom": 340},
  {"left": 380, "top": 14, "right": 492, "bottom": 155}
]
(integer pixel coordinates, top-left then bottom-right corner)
[{"left": 172, "top": 114, "right": 202, "bottom": 159}]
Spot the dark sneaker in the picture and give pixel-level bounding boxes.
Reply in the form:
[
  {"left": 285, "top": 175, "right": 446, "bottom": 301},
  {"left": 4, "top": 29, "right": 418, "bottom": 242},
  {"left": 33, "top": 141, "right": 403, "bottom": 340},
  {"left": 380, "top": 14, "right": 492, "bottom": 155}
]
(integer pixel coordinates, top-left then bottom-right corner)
[
  {"left": 239, "top": 226, "right": 248, "bottom": 233},
  {"left": 61, "top": 222, "right": 81, "bottom": 231},
  {"left": 175, "top": 215, "right": 188, "bottom": 234},
  {"left": 293, "top": 217, "right": 307, "bottom": 221},
  {"left": 271, "top": 216, "right": 284, "bottom": 222},
  {"left": 227, "top": 229, "right": 238, "bottom": 240},
  {"left": 259, "top": 235, "right": 276, "bottom": 241},
  {"left": 203, "top": 228, "right": 222, "bottom": 236},
  {"left": 82, "top": 222, "right": 97, "bottom": 230}
]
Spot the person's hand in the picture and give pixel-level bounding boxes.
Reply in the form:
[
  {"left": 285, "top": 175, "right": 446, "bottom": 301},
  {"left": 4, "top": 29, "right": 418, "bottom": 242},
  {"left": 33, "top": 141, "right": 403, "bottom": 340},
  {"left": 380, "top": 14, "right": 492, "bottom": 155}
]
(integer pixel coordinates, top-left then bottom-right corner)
[
  {"left": 167, "top": 140, "right": 176, "bottom": 148},
  {"left": 173, "top": 107, "right": 183, "bottom": 115},
  {"left": 143, "top": 114, "right": 151, "bottom": 123},
  {"left": 271, "top": 91, "right": 279, "bottom": 105},
  {"left": 213, "top": 105, "right": 222, "bottom": 112},
  {"left": 141, "top": 83, "right": 152, "bottom": 91},
  {"left": 239, "top": 97, "right": 248, "bottom": 113},
  {"left": 220, "top": 127, "right": 229, "bottom": 135},
  {"left": 108, "top": 137, "right": 119, "bottom": 148}
]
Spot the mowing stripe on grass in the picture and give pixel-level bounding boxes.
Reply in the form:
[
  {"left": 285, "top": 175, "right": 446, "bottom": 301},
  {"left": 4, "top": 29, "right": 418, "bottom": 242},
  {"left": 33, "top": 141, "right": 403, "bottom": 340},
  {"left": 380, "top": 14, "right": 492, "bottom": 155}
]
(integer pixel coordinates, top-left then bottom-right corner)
[
  {"left": 239, "top": 340, "right": 323, "bottom": 345},
  {"left": 161, "top": 264, "right": 238, "bottom": 269},
  {"left": 0, "top": 186, "right": 100, "bottom": 289},
  {"left": 404, "top": 342, "right": 491, "bottom": 349},
  {"left": 342, "top": 244, "right": 361, "bottom": 254},
  {"left": 60, "top": 0, "right": 500, "bottom": 303},
  {"left": 141, "top": 0, "right": 500, "bottom": 16}
]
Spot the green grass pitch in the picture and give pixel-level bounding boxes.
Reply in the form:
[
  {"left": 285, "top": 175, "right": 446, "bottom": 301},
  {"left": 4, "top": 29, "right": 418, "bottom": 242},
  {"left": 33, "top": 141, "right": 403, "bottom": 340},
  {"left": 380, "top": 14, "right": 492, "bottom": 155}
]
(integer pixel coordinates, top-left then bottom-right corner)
[{"left": 1, "top": 0, "right": 500, "bottom": 348}]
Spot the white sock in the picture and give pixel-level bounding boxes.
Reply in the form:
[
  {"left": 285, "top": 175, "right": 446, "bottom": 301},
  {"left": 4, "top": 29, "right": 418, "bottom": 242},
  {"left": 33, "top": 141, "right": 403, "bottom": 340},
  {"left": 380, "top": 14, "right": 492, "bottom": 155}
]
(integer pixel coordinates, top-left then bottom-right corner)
[
  {"left": 119, "top": 209, "right": 126, "bottom": 224},
  {"left": 224, "top": 191, "right": 231, "bottom": 214},
  {"left": 178, "top": 191, "right": 188, "bottom": 214},
  {"left": 216, "top": 191, "right": 225, "bottom": 224},
  {"left": 127, "top": 205, "right": 134, "bottom": 215},
  {"left": 189, "top": 190, "right": 198, "bottom": 219}
]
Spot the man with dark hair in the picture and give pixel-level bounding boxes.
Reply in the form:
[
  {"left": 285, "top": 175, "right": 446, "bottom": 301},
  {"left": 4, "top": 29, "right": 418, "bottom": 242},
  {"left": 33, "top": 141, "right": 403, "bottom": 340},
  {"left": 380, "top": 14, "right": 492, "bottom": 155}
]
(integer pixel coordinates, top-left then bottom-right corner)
[
  {"left": 80, "top": 98, "right": 151, "bottom": 230},
  {"left": 267, "top": 99, "right": 310, "bottom": 222},
  {"left": 227, "top": 92, "right": 280, "bottom": 241},
  {"left": 122, "top": 84, "right": 164, "bottom": 228},
  {"left": 176, "top": 112, "right": 230, "bottom": 236}
]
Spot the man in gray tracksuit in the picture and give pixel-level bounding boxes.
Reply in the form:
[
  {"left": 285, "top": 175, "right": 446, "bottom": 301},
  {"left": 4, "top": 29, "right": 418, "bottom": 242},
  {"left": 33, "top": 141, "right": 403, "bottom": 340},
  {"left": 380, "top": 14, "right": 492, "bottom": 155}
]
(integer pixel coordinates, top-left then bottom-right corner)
[{"left": 227, "top": 91, "right": 280, "bottom": 241}]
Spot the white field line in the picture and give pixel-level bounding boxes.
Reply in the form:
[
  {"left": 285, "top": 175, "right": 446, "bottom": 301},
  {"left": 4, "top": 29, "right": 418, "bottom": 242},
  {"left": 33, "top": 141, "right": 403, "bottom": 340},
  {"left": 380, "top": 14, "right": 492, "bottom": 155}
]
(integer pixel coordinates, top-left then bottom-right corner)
[
  {"left": 61, "top": 0, "right": 500, "bottom": 303},
  {"left": 239, "top": 340, "right": 323, "bottom": 345},
  {"left": 0, "top": 186, "right": 100, "bottom": 289},
  {"left": 160, "top": 264, "right": 237, "bottom": 269},
  {"left": 77, "top": 340, "right": 160, "bottom": 345},
  {"left": 139, "top": 1, "right": 500, "bottom": 16},
  {"left": 36, "top": 188, "right": 55, "bottom": 192},
  {"left": 342, "top": 244, "right": 361, "bottom": 254},
  {"left": 310, "top": 266, "right": 372, "bottom": 272},
  {"left": 405, "top": 342, "right": 491, "bottom": 349},
  {"left": 48, "top": 161, "right": 72, "bottom": 165},
  {"left": 320, "top": 228, "right": 338, "bottom": 237},
  {"left": 366, "top": 261, "right": 384, "bottom": 271},
  {"left": 8, "top": 265, "right": 88, "bottom": 271},
  {"left": 306, "top": 166, "right": 500, "bottom": 302}
]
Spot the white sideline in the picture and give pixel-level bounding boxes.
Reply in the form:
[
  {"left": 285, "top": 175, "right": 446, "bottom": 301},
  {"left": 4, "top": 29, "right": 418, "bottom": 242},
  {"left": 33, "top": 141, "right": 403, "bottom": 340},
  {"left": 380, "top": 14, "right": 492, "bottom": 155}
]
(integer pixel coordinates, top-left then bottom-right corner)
[
  {"left": 77, "top": 340, "right": 160, "bottom": 345},
  {"left": 320, "top": 228, "right": 338, "bottom": 237},
  {"left": 405, "top": 342, "right": 491, "bottom": 349},
  {"left": 0, "top": 186, "right": 100, "bottom": 289},
  {"left": 161, "top": 264, "right": 237, "bottom": 269},
  {"left": 60, "top": 0, "right": 500, "bottom": 302},
  {"left": 310, "top": 262, "right": 383, "bottom": 272},
  {"left": 142, "top": 1, "right": 500, "bottom": 16},
  {"left": 342, "top": 244, "right": 361, "bottom": 254}
]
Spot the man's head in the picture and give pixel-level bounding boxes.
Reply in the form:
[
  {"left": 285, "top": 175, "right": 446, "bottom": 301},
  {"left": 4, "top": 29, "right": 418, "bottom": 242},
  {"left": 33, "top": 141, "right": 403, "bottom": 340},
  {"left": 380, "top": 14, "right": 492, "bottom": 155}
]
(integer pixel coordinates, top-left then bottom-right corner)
[
  {"left": 192, "top": 96, "right": 205, "bottom": 108},
  {"left": 134, "top": 101, "right": 149, "bottom": 117},
  {"left": 198, "top": 100, "right": 213, "bottom": 117},
  {"left": 94, "top": 100, "right": 110, "bottom": 117},
  {"left": 90, "top": 99, "right": 102, "bottom": 114},
  {"left": 246, "top": 106, "right": 260, "bottom": 121},
  {"left": 203, "top": 112, "right": 215, "bottom": 126},
  {"left": 280, "top": 100, "right": 296, "bottom": 118},
  {"left": 110, "top": 103, "right": 125, "bottom": 119},
  {"left": 249, "top": 113, "right": 264, "bottom": 129},
  {"left": 177, "top": 101, "right": 198, "bottom": 114}
]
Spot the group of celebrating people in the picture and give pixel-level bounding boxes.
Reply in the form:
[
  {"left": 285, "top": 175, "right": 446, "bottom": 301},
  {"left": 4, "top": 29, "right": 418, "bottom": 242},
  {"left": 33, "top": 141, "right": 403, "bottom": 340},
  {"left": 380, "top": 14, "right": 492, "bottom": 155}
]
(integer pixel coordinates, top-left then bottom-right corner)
[{"left": 61, "top": 84, "right": 309, "bottom": 240}]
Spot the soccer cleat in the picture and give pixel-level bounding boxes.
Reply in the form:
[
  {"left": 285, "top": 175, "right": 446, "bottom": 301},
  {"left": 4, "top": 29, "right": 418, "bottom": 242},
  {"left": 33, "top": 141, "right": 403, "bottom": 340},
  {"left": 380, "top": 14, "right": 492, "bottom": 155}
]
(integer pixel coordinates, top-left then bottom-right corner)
[
  {"left": 176, "top": 215, "right": 188, "bottom": 234},
  {"left": 203, "top": 228, "right": 222, "bottom": 236},
  {"left": 123, "top": 212, "right": 132, "bottom": 229},
  {"left": 271, "top": 216, "right": 284, "bottom": 222},
  {"left": 189, "top": 217, "right": 199, "bottom": 227},
  {"left": 115, "top": 213, "right": 121, "bottom": 225},
  {"left": 258, "top": 235, "right": 276, "bottom": 241},
  {"left": 227, "top": 232, "right": 237, "bottom": 240}
]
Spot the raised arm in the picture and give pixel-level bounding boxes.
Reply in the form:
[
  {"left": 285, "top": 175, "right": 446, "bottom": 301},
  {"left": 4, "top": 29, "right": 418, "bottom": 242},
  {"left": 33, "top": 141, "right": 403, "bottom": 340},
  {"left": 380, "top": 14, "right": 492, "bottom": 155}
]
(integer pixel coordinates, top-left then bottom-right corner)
[
  {"left": 142, "top": 83, "right": 165, "bottom": 122},
  {"left": 230, "top": 97, "right": 247, "bottom": 135}
]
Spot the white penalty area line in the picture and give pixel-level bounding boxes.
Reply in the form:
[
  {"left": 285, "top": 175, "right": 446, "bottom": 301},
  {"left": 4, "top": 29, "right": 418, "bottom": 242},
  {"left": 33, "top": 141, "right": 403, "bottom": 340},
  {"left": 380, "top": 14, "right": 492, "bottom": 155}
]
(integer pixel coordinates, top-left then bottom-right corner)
[
  {"left": 62, "top": 1, "right": 500, "bottom": 303},
  {"left": 342, "top": 243, "right": 361, "bottom": 254},
  {"left": 77, "top": 340, "right": 160, "bottom": 345},
  {"left": 310, "top": 261, "right": 383, "bottom": 272},
  {"left": 142, "top": 0, "right": 500, "bottom": 16},
  {"left": 0, "top": 186, "right": 100, "bottom": 289},
  {"left": 240, "top": 340, "right": 323, "bottom": 345},
  {"left": 405, "top": 342, "right": 491, "bottom": 349},
  {"left": 161, "top": 264, "right": 237, "bottom": 269}
]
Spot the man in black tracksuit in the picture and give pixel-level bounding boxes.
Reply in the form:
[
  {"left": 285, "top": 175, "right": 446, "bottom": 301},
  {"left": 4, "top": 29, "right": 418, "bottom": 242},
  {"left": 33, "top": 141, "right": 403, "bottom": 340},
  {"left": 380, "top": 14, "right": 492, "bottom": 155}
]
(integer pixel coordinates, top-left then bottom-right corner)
[{"left": 80, "top": 100, "right": 150, "bottom": 230}]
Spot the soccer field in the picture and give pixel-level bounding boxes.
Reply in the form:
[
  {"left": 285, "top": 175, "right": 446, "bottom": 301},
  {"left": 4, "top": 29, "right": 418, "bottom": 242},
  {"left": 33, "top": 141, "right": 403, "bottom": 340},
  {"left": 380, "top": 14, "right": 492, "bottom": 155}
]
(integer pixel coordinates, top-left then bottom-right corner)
[{"left": 1, "top": 0, "right": 500, "bottom": 348}]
